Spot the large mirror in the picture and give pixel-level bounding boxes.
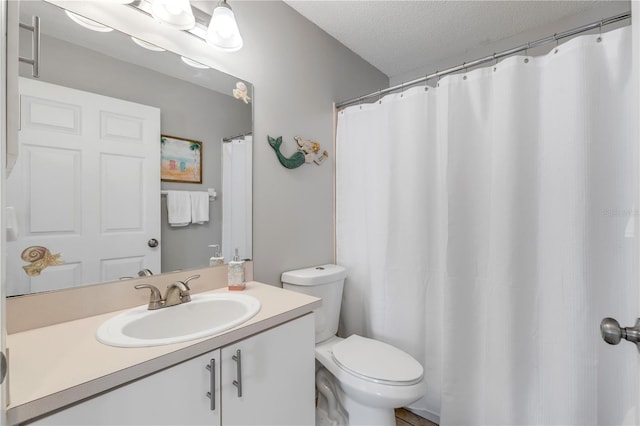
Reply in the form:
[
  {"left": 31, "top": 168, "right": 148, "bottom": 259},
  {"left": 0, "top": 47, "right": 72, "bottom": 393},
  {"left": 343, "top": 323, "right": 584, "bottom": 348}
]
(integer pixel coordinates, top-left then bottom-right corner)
[{"left": 7, "top": 0, "right": 253, "bottom": 296}]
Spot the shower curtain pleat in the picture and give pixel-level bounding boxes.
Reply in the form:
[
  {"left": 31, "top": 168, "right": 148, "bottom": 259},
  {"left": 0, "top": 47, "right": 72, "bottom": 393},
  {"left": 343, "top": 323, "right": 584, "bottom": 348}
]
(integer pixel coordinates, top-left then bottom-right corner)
[
  {"left": 222, "top": 136, "right": 253, "bottom": 262},
  {"left": 336, "top": 26, "right": 637, "bottom": 425}
]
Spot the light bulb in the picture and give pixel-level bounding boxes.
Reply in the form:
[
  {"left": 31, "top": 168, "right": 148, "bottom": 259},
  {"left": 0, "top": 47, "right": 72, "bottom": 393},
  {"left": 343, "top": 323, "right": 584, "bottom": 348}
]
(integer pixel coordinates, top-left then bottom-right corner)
[
  {"left": 65, "top": 11, "right": 114, "bottom": 32},
  {"left": 213, "top": 8, "right": 236, "bottom": 38},
  {"left": 151, "top": 0, "right": 195, "bottom": 30},
  {"left": 165, "top": 2, "right": 183, "bottom": 16},
  {"left": 131, "top": 37, "right": 166, "bottom": 52},
  {"left": 206, "top": 1, "right": 243, "bottom": 52},
  {"left": 180, "top": 56, "right": 209, "bottom": 69}
]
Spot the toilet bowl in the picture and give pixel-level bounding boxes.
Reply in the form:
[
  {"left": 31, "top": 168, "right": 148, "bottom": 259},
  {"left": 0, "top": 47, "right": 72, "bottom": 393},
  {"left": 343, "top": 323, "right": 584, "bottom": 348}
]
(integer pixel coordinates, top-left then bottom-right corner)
[
  {"left": 316, "top": 335, "right": 426, "bottom": 425},
  {"left": 281, "top": 264, "right": 426, "bottom": 426}
]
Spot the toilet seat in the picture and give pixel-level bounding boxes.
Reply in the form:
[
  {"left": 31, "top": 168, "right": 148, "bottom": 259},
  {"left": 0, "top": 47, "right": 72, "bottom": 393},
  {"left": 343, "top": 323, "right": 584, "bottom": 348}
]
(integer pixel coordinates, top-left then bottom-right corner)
[{"left": 331, "top": 335, "right": 423, "bottom": 386}]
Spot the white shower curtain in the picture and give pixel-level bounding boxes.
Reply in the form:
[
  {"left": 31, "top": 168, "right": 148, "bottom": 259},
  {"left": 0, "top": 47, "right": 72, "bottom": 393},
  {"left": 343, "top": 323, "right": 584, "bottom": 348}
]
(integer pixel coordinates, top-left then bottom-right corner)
[
  {"left": 222, "top": 136, "right": 253, "bottom": 261},
  {"left": 336, "top": 27, "right": 637, "bottom": 425}
]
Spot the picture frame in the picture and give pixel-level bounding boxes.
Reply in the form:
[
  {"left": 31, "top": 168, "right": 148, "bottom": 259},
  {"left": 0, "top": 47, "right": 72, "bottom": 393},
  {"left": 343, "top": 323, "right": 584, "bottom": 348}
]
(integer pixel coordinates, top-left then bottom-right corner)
[{"left": 161, "top": 135, "right": 202, "bottom": 183}]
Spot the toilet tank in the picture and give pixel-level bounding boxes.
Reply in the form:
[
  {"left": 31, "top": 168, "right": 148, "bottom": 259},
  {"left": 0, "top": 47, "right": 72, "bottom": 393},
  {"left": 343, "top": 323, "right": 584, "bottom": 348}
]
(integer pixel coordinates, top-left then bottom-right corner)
[{"left": 281, "top": 264, "right": 347, "bottom": 344}]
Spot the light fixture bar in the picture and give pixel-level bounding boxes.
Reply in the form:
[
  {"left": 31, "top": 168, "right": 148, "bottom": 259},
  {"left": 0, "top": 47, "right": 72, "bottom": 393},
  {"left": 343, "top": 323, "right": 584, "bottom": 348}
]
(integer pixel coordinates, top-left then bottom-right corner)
[{"left": 128, "top": 0, "right": 211, "bottom": 41}]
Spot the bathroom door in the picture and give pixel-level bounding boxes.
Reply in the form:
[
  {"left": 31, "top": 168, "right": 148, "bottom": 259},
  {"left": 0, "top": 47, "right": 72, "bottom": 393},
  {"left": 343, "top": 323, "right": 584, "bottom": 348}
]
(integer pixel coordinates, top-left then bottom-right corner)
[{"left": 5, "top": 78, "right": 161, "bottom": 295}]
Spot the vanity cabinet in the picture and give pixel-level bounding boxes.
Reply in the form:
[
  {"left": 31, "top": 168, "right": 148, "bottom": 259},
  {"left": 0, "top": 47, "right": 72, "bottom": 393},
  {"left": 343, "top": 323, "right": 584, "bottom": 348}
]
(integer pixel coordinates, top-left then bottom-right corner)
[{"left": 28, "top": 314, "right": 315, "bottom": 425}]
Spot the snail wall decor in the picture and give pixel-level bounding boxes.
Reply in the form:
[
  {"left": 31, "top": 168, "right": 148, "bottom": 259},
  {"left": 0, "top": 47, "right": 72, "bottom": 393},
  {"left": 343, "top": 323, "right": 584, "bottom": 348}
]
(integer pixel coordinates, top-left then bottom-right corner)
[
  {"left": 21, "top": 245, "right": 64, "bottom": 277},
  {"left": 267, "top": 135, "right": 328, "bottom": 169}
]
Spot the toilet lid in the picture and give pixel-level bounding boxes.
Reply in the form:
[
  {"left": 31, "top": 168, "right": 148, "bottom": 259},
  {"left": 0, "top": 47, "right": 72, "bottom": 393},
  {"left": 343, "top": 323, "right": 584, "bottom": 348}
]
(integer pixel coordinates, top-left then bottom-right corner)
[{"left": 331, "top": 335, "right": 424, "bottom": 385}]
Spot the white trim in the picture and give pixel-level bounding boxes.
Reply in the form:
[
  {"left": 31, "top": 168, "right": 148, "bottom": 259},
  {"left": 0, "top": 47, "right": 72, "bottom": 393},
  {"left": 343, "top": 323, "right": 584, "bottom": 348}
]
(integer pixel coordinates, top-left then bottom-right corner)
[
  {"left": 633, "top": 1, "right": 640, "bottom": 423},
  {"left": 0, "top": 0, "right": 8, "bottom": 422}
]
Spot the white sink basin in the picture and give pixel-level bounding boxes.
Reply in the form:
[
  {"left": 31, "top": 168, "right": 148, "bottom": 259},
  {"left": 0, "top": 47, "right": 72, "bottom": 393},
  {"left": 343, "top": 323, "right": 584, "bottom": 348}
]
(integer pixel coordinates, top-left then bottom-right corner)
[{"left": 96, "top": 293, "right": 261, "bottom": 348}]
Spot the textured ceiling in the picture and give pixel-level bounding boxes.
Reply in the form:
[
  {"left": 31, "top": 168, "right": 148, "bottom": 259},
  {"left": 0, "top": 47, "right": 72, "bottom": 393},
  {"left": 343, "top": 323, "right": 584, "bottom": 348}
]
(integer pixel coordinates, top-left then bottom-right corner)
[{"left": 284, "top": 1, "right": 630, "bottom": 81}]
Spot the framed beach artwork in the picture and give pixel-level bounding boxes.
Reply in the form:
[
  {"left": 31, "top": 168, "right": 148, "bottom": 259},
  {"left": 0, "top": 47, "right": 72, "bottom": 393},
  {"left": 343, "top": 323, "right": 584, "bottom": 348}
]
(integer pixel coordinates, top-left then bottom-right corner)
[{"left": 161, "top": 135, "right": 202, "bottom": 183}]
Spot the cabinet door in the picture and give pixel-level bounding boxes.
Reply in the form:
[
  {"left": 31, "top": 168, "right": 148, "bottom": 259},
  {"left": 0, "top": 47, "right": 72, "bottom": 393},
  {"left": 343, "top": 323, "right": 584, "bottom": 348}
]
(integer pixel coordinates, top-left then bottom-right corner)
[
  {"left": 221, "top": 314, "right": 315, "bottom": 426},
  {"left": 29, "top": 349, "right": 221, "bottom": 425}
]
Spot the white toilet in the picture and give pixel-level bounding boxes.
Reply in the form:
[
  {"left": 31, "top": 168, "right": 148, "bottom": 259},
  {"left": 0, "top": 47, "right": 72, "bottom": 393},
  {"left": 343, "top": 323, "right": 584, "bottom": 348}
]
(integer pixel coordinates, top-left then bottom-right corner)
[{"left": 282, "top": 264, "right": 426, "bottom": 426}]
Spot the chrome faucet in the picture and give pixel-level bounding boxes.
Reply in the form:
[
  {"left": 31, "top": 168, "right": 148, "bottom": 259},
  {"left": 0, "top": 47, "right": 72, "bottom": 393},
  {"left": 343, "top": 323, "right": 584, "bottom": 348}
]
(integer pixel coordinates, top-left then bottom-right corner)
[
  {"left": 164, "top": 281, "right": 191, "bottom": 307},
  {"left": 138, "top": 269, "right": 153, "bottom": 277},
  {"left": 135, "top": 274, "right": 200, "bottom": 310},
  {"left": 119, "top": 269, "right": 154, "bottom": 280}
]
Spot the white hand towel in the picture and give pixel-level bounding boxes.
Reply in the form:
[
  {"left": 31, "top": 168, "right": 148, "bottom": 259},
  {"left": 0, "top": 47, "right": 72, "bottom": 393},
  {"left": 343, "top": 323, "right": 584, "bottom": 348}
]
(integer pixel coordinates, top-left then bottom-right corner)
[
  {"left": 190, "top": 191, "right": 210, "bottom": 224},
  {"left": 166, "top": 190, "right": 191, "bottom": 227}
]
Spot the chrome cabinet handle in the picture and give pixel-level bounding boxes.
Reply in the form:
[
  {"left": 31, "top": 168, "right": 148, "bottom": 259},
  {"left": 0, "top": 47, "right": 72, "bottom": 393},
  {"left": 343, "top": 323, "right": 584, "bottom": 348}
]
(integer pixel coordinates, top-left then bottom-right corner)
[
  {"left": 205, "top": 358, "right": 216, "bottom": 411},
  {"left": 601, "top": 317, "right": 640, "bottom": 351},
  {"left": 232, "top": 349, "right": 242, "bottom": 397}
]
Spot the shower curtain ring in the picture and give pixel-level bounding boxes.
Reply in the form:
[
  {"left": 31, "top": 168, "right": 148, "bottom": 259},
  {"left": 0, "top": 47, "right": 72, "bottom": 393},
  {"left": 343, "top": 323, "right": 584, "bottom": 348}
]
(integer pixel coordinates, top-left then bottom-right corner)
[
  {"left": 597, "top": 19, "right": 603, "bottom": 42},
  {"left": 400, "top": 82, "right": 404, "bottom": 97},
  {"left": 378, "top": 89, "right": 382, "bottom": 104},
  {"left": 493, "top": 53, "right": 498, "bottom": 71},
  {"left": 425, "top": 75, "right": 429, "bottom": 91},
  {"left": 554, "top": 33, "right": 559, "bottom": 53}
]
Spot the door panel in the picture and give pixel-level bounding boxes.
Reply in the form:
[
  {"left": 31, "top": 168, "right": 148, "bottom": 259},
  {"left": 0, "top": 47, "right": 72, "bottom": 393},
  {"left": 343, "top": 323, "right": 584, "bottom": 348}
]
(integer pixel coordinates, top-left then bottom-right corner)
[
  {"left": 100, "top": 154, "right": 144, "bottom": 232},
  {"left": 26, "top": 145, "right": 80, "bottom": 234},
  {"left": 5, "top": 78, "right": 160, "bottom": 296},
  {"left": 22, "top": 95, "right": 81, "bottom": 134}
]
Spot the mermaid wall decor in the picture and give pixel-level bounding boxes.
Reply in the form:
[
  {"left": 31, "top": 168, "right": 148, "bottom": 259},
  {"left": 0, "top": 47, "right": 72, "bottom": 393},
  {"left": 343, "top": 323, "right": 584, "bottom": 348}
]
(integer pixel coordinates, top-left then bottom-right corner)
[{"left": 267, "top": 135, "right": 328, "bottom": 169}]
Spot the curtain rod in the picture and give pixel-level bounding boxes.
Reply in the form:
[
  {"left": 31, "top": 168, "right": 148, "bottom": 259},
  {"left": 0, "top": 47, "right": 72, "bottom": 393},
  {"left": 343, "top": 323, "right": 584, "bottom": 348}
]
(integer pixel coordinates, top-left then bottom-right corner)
[
  {"left": 336, "top": 11, "right": 631, "bottom": 109},
  {"left": 223, "top": 132, "right": 252, "bottom": 143}
]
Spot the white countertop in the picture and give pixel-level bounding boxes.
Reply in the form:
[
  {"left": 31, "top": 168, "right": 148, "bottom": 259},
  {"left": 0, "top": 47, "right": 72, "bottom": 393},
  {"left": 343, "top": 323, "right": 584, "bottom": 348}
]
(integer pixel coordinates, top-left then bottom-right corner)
[{"left": 6, "top": 282, "right": 321, "bottom": 425}]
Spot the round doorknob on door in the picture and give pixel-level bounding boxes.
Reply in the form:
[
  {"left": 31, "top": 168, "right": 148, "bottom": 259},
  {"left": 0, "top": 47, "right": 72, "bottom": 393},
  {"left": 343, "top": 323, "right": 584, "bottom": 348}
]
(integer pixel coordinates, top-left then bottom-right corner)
[
  {"left": 148, "top": 238, "right": 159, "bottom": 248},
  {"left": 600, "top": 317, "right": 640, "bottom": 350}
]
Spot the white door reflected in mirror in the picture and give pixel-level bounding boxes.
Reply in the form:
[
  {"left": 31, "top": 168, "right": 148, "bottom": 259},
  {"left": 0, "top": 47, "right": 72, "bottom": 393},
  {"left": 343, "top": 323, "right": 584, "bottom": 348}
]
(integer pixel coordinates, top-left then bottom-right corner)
[{"left": 6, "top": 78, "right": 161, "bottom": 296}]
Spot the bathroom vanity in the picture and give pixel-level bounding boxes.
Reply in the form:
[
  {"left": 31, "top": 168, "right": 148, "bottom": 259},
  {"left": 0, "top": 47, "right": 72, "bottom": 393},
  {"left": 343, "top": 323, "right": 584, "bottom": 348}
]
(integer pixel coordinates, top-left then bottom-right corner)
[{"left": 6, "top": 281, "right": 320, "bottom": 425}]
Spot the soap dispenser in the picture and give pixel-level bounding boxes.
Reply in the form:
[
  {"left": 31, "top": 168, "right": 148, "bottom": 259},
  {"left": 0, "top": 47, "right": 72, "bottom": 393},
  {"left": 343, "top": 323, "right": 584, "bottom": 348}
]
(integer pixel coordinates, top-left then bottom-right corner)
[
  {"left": 228, "top": 248, "right": 245, "bottom": 291},
  {"left": 208, "top": 244, "right": 224, "bottom": 266}
]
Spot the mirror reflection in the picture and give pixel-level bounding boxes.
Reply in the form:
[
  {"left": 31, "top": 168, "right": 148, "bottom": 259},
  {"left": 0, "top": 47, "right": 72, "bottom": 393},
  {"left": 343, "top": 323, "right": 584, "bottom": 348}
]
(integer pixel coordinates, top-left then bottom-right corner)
[{"left": 7, "top": 0, "right": 253, "bottom": 296}]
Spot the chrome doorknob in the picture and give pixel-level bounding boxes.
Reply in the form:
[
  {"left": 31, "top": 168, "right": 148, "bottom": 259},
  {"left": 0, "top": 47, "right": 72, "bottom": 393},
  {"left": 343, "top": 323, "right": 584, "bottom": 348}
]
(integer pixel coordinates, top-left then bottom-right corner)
[
  {"left": 600, "top": 317, "right": 640, "bottom": 350},
  {"left": 148, "top": 238, "right": 159, "bottom": 248}
]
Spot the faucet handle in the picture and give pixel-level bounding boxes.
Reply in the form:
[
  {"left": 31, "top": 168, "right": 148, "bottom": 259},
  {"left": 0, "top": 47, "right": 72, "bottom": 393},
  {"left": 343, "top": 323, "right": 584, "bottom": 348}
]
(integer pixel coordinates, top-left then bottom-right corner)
[
  {"left": 137, "top": 269, "right": 153, "bottom": 277},
  {"left": 183, "top": 274, "right": 201, "bottom": 290},
  {"left": 179, "top": 279, "right": 193, "bottom": 303},
  {"left": 134, "top": 284, "right": 163, "bottom": 310},
  {"left": 165, "top": 280, "right": 191, "bottom": 305}
]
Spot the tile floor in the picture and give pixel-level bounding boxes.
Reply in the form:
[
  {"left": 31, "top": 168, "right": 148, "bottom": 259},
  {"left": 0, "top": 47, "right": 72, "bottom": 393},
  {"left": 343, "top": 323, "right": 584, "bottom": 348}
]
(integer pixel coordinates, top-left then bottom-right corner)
[{"left": 395, "top": 408, "right": 438, "bottom": 426}]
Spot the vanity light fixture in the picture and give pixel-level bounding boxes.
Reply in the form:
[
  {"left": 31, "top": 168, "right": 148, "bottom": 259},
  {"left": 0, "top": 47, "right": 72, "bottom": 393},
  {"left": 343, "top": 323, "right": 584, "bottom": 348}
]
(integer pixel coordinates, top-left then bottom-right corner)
[
  {"left": 131, "top": 36, "right": 166, "bottom": 51},
  {"left": 180, "top": 56, "right": 209, "bottom": 69},
  {"left": 151, "top": 0, "right": 195, "bottom": 30},
  {"left": 65, "top": 11, "right": 114, "bottom": 32},
  {"left": 206, "top": 0, "right": 243, "bottom": 52},
  {"left": 127, "top": 0, "right": 244, "bottom": 52}
]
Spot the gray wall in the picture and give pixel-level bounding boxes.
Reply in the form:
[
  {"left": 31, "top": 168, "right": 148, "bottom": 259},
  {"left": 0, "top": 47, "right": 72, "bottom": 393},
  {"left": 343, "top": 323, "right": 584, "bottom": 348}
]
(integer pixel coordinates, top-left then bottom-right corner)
[
  {"left": 41, "top": 0, "right": 389, "bottom": 287},
  {"left": 215, "top": 1, "right": 389, "bottom": 285},
  {"left": 390, "top": 1, "right": 631, "bottom": 84},
  {"left": 20, "top": 35, "right": 252, "bottom": 273}
]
